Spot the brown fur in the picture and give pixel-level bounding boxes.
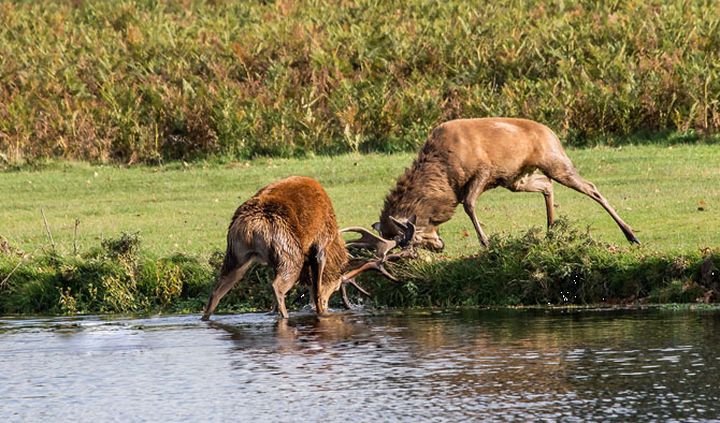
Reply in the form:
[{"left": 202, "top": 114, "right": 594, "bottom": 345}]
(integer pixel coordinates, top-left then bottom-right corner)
[
  {"left": 202, "top": 176, "right": 348, "bottom": 320},
  {"left": 379, "top": 118, "right": 639, "bottom": 249}
]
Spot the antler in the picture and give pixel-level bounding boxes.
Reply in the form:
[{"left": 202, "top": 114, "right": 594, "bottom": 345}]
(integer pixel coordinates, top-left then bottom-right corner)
[
  {"left": 340, "top": 226, "right": 397, "bottom": 259},
  {"left": 338, "top": 225, "right": 417, "bottom": 309},
  {"left": 341, "top": 259, "right": 398, "bottom": 282},
  {"left": 339, "top": 257, "right": 399, "bottom": 309},
  {"left": 340, "top": 277, "right": 370, "bottom": 309}
]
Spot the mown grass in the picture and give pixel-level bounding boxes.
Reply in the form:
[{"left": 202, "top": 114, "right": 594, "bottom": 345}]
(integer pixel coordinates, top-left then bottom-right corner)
[
  {"left": 1, "top": 0, "right": 720, "bottom": 164},
  {"left": 1, "top": 145, "right": 719, "bottom": 315},
  {"left": 2, "top": 145, "right": 718, "bottom": 257}
]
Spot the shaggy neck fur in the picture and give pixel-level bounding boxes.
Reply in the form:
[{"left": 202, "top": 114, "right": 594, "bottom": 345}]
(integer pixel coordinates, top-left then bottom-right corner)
[{"left": 380, "top": 147, "right": 458, "bottom": 232}]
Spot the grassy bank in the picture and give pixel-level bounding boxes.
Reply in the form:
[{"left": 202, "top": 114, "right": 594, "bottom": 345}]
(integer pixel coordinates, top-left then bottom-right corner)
[
  {"left": 1, "top": 145, "right": 719, "bottom": 314},
  {"left": 1, "top": 220, "right": 718, "bottom": 315},
  {"left": 1, "top": 0, "right": 720, "bottom": 163}
]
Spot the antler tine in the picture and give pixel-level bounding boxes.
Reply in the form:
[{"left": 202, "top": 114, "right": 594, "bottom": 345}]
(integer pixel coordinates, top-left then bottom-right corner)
[
  {"left": 345, "top": 278, "right": 371, "bottom": 296},
  {"left": 340, "top": 226, "right": 397, "bottom": 259},
  {"left": 342, "top": 260, "right": 399, "bottom": 283},
  {"left": 340, "top": 278, "right": 371, "bottom": 309},
  {"left": 385, "top": 247, "right": 418, "bottom": 262}
]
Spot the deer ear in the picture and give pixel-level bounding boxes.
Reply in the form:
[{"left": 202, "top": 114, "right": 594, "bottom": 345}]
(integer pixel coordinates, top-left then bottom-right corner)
[
  {"left": 389, "top": 215, "right": 408, "bottom": 230},
  {"left": 390, "top": 216, "right": 407, "bottom": 230},
  {"left": 398, "top": 219, "right": 417, "bottom": 248},
  {"left": 388, "top": 215, "right": 417, "bottom": 247},
  {"left": 372, "top": 221, "right": 381, "bottom": 233}
]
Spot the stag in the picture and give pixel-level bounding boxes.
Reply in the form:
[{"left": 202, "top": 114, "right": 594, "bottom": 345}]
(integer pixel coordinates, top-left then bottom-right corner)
[
  {"left": 202, "top": 176, "right": 397, "bottom": 320},
  {"left": 375, "top": 118, "right": 640, "bottom": 251}
]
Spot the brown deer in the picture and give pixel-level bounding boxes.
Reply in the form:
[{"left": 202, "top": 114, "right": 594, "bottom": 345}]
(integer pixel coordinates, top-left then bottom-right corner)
[
  {"left": 375, "top": 118, "right": 640, "bottom": 251},
  {"left": 202, "top": 176, "right": 397, "bottom": 321}
]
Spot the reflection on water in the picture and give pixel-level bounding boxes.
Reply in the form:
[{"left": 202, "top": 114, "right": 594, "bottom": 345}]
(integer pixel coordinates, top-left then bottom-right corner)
[{"left": 1, "top": 308, "right": 719, "bottom": 421}]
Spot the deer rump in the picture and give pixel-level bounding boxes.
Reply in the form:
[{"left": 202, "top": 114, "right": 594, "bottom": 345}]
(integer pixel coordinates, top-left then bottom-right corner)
[{"left": 376, "top": 117, "right": 640, "bottom": 250}]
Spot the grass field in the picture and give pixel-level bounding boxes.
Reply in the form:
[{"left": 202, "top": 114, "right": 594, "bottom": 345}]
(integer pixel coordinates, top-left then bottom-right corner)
[{"left": 2, "top": 144, "right": 719, "bottom": 258}]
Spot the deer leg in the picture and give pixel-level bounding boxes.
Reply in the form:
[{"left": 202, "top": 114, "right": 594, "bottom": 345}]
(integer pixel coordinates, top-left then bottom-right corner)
[
  {"left": 311, "top": 248, "right": 329, "bottom": 315},
  {"left": 305, "top": 263, "right": 316, "bottom": 312},
  {"left": 462, "top": 176, "right": 491, "bottom": 247},
  {"left": 272, "top": 263, "right": 302, "bottom": 319},
  {"left": 508, "top": 173, "right": 555, "bottom": 229},
  {"left": 202, "top": 257, "right": 255, "bottom": 321},
  {"left": 547, "top": 165, "right": 640, "bottom": 244}
]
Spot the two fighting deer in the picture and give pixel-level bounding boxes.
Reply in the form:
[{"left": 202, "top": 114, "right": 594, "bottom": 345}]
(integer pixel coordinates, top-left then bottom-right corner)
[{"left": 202, "top": 118, "right": 639, "bottom": 320}]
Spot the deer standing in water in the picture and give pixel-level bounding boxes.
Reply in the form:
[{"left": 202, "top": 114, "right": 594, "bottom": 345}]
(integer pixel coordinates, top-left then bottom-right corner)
[
  {"left": 202, "top": 176, "right": 397, "bottom": 320},
  {"left": 375, "top": 118, "right": 640, "bottom": 251}
]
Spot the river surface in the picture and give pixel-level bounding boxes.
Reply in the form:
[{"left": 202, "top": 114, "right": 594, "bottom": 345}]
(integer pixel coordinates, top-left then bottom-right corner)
[{"left": 1, "top": 308, "right": 719, "bottom": 421}]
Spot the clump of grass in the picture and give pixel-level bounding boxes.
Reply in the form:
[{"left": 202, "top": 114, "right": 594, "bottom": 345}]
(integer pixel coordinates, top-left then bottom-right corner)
[
  {"left": 0, "top": 233, "right": 214, "bottom": 314},
  {"left": 1, "top": 1, "right": 719, "bottom": 164},
  {"left": 100, "top": 231, "right": 141, "bottom": 259},
  {"left": 369, "top": 218, "right": 718, "bottom": 308}
]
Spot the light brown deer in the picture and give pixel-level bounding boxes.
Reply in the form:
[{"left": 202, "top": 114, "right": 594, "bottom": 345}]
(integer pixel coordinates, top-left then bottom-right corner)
[
  {"left": 375, "top": 118, "right": 640, "bottom": 251},
  {"left": 202, "top": 176, "right": 396, "bottom": 320}
]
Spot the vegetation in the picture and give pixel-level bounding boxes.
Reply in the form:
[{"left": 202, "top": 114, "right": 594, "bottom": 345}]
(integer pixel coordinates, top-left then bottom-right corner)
[
  {"left": 2, "top": 0, "right": 720, "bottom": 164},
  {"left": 1, "top": 219, "right": 718, "bottom": 315},
  {"left": 1, "top": 146, "right": 719, "bottom": 315}
]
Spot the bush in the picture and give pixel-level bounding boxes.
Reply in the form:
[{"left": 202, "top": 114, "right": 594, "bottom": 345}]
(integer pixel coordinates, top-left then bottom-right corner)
[{"left": 1, "top": 0, "right": 719, "bottom": 164}]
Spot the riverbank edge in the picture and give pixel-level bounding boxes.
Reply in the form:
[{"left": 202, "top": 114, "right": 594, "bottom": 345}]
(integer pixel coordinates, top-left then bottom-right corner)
[{"left": 1, "top": 222, "right": 718, "bottom": 316}]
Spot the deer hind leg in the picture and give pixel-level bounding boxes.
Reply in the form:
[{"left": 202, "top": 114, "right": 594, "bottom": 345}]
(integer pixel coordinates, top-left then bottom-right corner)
[
  {"left": 507, "top": 173, "right": 555, "bottom": 229},
  {"left": 272, "top": 262, "right": 303, "bottom": 319},
  {"left": 462, "top": 175, "right": 491, "bottom": 248},
  {"left": 546, "top": 164, "right": 640, "bottom": 244},
  {"left": 202, "top": 255, "right": 255, "bottom": 321}
]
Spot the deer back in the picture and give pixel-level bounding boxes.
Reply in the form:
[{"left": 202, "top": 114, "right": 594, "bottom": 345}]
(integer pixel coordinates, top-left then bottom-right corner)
[
  {"left": 428, "top": 118, "right": 566, "bottom": 182},
  {"left": 227, "top": 176, "right": 347, "bottom": 277}
]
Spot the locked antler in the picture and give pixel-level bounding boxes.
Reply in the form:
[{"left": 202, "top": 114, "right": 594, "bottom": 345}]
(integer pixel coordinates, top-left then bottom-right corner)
[
  {"left": 340, "top": 226, "right": 397, "bottom": 260},
  {"left": 338, "top": 225, "right": 419, "bottom": 309}
]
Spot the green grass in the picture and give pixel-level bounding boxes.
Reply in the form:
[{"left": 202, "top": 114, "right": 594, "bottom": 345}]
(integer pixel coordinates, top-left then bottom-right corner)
[
  {"left": 2, "top": 144, "right": 719, "bottom": 315},
  {"left": 1, "top": 0, "right": 719, "bottom": 163},
  {"left": 2, "top": 145, "right": 718, "bottom": 258}
]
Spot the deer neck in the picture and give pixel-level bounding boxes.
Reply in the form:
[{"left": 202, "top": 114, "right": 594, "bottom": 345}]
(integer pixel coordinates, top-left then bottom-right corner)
[{"left": 381, "top": 155, "right": 458, "bottom": 229}]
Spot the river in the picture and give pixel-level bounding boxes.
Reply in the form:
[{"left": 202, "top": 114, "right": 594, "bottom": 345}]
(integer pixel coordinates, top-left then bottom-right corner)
[{"left": 1, "top": 308, "right": 719, "bottom": 421}]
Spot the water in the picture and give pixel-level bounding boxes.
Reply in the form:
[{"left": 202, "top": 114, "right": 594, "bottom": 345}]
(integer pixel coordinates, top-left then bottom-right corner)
[{"left": 1, "top": 308, "right": 719, "bottom": 421}]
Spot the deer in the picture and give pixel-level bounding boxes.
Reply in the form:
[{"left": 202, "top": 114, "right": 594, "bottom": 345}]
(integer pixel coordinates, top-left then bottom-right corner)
[
  {"left": 201, "top": 176, "right": 399, "bottom": 321},
  {"left": 374, "top": 118, "right": 640, "bottom": 251}
]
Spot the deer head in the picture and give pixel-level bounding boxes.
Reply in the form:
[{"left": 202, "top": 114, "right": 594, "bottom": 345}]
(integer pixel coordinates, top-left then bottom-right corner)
[{"left": 373, "top": 215, "right": 445, "bottom": 252}]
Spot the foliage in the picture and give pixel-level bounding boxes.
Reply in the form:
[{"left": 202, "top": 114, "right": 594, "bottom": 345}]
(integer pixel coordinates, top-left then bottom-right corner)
[
  {"left": 353, "top": 219, "right": 718, "bottom": 309},
  {"left": 1, "top": 0, "right": 720, "bottom": 164}
]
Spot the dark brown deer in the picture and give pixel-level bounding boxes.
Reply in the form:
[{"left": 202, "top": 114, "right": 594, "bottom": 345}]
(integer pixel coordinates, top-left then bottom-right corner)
[
  {"left": 375, "top": 118, "right": 640, "bottom": 251},
  {"left": 202, "top": 176, "right": 396, "bottom": 320}
]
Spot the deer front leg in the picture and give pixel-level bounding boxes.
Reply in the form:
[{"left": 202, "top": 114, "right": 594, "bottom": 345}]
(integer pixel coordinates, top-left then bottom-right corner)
[
  {"left": 312, "top": 248, "right": 330, "bottom": 315},
  {"left": 462, "top": 176, "right": 491, "bottom": 248}
]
